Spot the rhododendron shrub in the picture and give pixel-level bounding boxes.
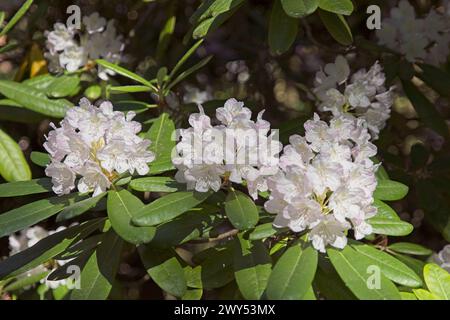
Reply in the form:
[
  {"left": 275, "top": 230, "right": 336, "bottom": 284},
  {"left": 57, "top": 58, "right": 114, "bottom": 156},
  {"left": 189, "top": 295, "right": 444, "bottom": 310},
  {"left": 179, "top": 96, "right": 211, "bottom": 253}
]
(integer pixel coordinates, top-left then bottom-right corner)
[{"left": 0, "top": 0, "right": 450, "bottom": 302}]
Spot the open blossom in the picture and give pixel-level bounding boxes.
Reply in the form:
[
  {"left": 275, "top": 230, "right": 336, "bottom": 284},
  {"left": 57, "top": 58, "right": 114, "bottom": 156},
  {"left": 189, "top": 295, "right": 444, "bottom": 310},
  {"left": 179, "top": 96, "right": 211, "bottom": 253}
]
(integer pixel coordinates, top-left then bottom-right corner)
[
  {"left": 44, "top": 12, "right": 124, "bottom": 79},
  {"left": 265, "top": 114, "right": 378, "bottom": 252},
  {"left": 172, "top": 98, "right": 282, "bottom": 199},
  {"left": 376, "top": 0, "right": 450, "bottom": 66},
  {"left": 44, "top": 98, "right": 155, "bottom": 197},
  {"left": 313, "top": 56, "right": 394, "bottom": 140},
  {"left": 8, "top": 226, "right": 73, "bottom": 289}
]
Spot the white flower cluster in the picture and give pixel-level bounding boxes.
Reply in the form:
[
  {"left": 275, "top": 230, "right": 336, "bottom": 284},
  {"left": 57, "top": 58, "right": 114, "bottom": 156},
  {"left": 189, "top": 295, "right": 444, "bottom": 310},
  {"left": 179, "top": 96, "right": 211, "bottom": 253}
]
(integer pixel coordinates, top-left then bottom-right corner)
[
  {"left": 265, "top": 114, "right": 378, "bottom": 252},
  {"left": 44, "top": 98, "right": 155, "bottom": 196},
  {"left": 314, "top": 55, "right": 394, "bottom": 140},
  {"left": 376, "top": 0, "right": 450, "bottom": 66},
  {"left": 8, "top": 226, "right": 70, "bottom": 289},
  {"left": 432, "top": 244, "right": 450, "bottom": 272},
  {"left": 173, "top": 98, "right": 282, "bottom": 199},
  {"left": 45, "top": 12, "right": 124, "bottom": 79}
]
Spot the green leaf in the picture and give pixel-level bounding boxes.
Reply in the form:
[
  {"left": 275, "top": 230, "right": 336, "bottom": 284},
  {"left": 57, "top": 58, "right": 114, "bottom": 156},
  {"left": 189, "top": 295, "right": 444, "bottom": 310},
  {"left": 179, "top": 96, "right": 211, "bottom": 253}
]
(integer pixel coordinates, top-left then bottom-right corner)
[
  {"left": 108, "top": 85, "right": 152, "bottom": 93},
  {"left": 413, "top": 288, "right": 440, "bottom": 300},
  {"left": 0, "top": 219, "right": 104, "bottom": 279},
  {"left": 0, "top": 193, "right": 81, "bottom": 238},
  {"left": 0, "top": 128, "right": 31, "bottom": 182},
  {"left": 400, "top": 291, "right": 417, "bottom": 300},
  {"left": 56, "top": 192, "right": 106, "bottom": 222},
  {"left": 315, "top": 263, "right": 356, "bottom": 300},
  {"left": 266, "top": 243, "right": 318, "bottom": 300},
  {"left": 318, "top": 0, "right": 353, "bottom": 15},
  {"left": 46, "top": 75, "right": 80, "bottom": 98},
  {"left": 249, "top": 223, "right": 278, "bottom": 240},
  {"left": 196, "top": 247, "right": 234, "bottom": 289},
  {"left": 318, "top": 10, "right": 353, "bottom": 46},
  {"left": 423, "top": 264, "right": 450, "bottom": 300},
  {"left": 417, "top": 63, "right": 450, "bottom": 97},
  {"left": 351, "top": 242, "right": 422, "bottom": 287},
  {"left": 392, "top": 253, "right": 425, "bottom": 279},
  {"left": 233, "top": 236, "right": 272, "bottom": 300},
  {"left": 0, "top": 80, "right": 71, "bottom": 117},
  {"left": 146, "top": 113, "right": 176, "bottom": 163},
  {"left": 166, "top": 55, "right": 213, "bottom": 91},
  {"left": 129, "top": 177, "right": 181, "bottom": 193},
  {"left": 281, "top": 0, "right": 318, "bottom": 18},
  {"left": 150, "top": 210, "right": 216, "bottom": 247},
  {"left": 0, "top": 178, "right": 51, "bottom": 197},
  {"left": 23, "top": 74, "right": 56, "bottom": 91},
  {"left": 138, "top": 246, "right": 187, "bottom": 297},
  {"left": 107, "top": 190, "right": 156, "bottom": 244},
  {"left": 30, "top": 151, "right": 50, "bottom": 167},
  {"left": 132, "top": 191, "right": 212, "bottom": 227},
  {"left": 95, "top": 59, "right": 156, "bottom": 90},
  {"left": 373, "top": 199, "right": 400, "bottom": 220},
  {"left": 388, "top": 243, "right": 432, "bottom": 256},
  {"left": 327, "top": 246, "right": 401, "bottom": 300},
  {"left": 224, "top": 189, "right": 259, "bottom": 230},
  {"left": 182, "top": 288, "right": 203, "bottom": 300},
  {"left": 402, "top": 80, "right": 449, "bottom": 139},
  {"left": 169, "top": 39, "right": 203, "bottom": 79},
  {"left": 369, "top": 218, "right": 414, "bottom": 236},
  {"left": 374, "top": 179, "right": 409, "bottom": 201},
  {"left": 0, "top": 0, "right": 33, "bottom": 36},
  {"left": 3, "top": 271, "right": 49, "bottom": 292},
  {"left": 156, "top": 15, "right": 176, "bottom": 62},
  {"left": 268, "top": 0, "right": 299, "bottom": 55},
  {"left": 70, "top": 229, "right": 124, "bottom": 300},
  {"left": 191, "top": 0, "right": 245, "bottom": 23}
]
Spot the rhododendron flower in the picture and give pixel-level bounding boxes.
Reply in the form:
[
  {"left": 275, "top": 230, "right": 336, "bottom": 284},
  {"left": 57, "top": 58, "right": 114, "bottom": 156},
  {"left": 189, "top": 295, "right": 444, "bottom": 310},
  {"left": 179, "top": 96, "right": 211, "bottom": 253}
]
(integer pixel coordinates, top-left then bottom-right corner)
[
  {"left": 44, "top": 98, "right": 155, "bottom": 196},
  {"left": 172, "top": 98, "right": 282, "bottom": 199},
  {"left": 265, "top": 114, "right": 378, "bottom": 252},
  {"left": 44, "top": 12, "right": 124, "bottom": 79},
  {"left": 376, "top": 0, "right": 450, "bottom": 66},
  {"left": 314, "top": 56, "right": 394, "bottom": 140}
]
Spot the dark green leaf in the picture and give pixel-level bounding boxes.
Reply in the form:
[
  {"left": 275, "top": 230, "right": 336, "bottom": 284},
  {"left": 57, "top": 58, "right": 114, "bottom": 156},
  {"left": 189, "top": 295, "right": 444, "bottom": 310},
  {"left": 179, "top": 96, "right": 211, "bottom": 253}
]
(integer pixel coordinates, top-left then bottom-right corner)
[
  {"left": 268, "top": 0, "right": 299, "bottom": 55},
  {"left": 318, "top": 10, "right": 353, "bottom": 46},
  {"left": 417, "top": 63, "right": 450, "bottom": 97},
  {"left": 266, "top": 243, "right": 318, "bottom": 300},
  {"left": 0, "top": 0, "right": 33, "bottom": 36},
  {"left": 249, "top": 223, "right": 278, "bottom": 240},
  {"left": 129, "top": 177, "right": 181, "bottom": 193},
  {"left": 138, "top": 246, "right": 187, "bottom": 297},
  {"left": 225, "top": 189, "right": 259, "bottom": 230},
  {"left": 70, "top": 229, "right": 124, "bottom": 300},
  {"left": 0, "top": 178, "right": 51, "bottom": 197},
  {"left": 327, "top": 246, "right": 400, "bottom": 299},
  {"left": 0, "top": 219, "right": 104, "bottom": 279},
  {"left": 388, "top": 242, "right": 432, "bottom": 256},
  {"left": 56, "top": 192, "right": 106, "bottom": 222},
  {"left": 402, "top": 80, "right": 449, "bottom": 139},
  {"left": 107, "top": 190, "right": 156, "bottom": 244},
  {"left": 0, "top": 193, "right": 81, "bottom": 238},
  {"left": 318, "top": 0, "right": 353, "bottom": 15},
  {"left": 233, "top": 236, "right": 272, "bottom": 300},
  {"left": 133, "top": 191, "right": 212, "bottom": 227}
]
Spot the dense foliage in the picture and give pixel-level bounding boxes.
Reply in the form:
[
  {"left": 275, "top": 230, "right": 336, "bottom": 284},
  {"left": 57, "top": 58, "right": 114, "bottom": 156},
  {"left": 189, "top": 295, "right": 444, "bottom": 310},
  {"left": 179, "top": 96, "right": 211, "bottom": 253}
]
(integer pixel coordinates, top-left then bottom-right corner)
[{"left": 0, "top": 0, "right": 450, "bottom": 300}]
